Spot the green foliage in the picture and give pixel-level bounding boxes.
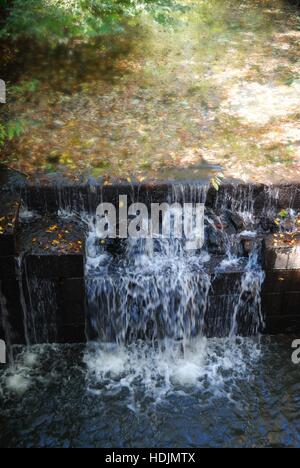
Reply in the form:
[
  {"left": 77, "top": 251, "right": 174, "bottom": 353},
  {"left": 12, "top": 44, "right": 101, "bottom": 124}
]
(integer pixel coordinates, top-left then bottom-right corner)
[
  {"left": 10, "top": 79, "right": 40, "bottom": 97},
  {"left": 279, "top": 209, "right": 289, "bottom": 219},
  {"left": 0, "top": 0, "right": 191, "bottom": 42},
  {"left": 210, "top": 173, "right": 224, "bottom": 191},
  {"left": 0, "top": 119, "right": 26, "bottom": 146},
  {"left": 144, "top": 0, "right": 190, "bottom": 25}
]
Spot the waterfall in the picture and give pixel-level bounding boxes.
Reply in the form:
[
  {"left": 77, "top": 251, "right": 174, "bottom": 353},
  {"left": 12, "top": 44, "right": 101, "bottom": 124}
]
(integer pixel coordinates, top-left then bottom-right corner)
[
  {"left": 15, "top": 180, "right": 270, "bottom": 349},
  {"left": 229, "top": 250, "right": 265, "bottom": 338},
  {"left": 85, "top": 191, "right": 266, "bottom": 348},
  {"left": 86, "top": 217, "right": 212, "bottom": 347},
  {"left": 86, "top": 260, "right": 212, "bottom": 346}
]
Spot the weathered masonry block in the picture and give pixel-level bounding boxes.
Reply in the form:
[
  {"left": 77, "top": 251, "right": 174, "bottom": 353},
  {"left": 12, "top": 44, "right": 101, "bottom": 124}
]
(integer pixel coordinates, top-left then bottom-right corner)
[
  {"left": 262, "top": 234, "right": 300, "bottom": 334},
  {"left": 16, "top": 216, "right": 86, "bottom": 344},
  {"left": 0, "top": 182, "right": 24, "bottom": 345}
]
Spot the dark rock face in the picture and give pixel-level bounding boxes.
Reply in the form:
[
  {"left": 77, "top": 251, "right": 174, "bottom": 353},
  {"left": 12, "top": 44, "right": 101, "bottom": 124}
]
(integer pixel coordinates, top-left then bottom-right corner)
[
  {"left": 205, "top": 225, "right": 226, "bottom": 255},
  {"left": 242, "top": 238, "right": 256, "bottom": 256},
  {"left": 260, "top": 216, "right": 277, "bottom": 233},
  {"left": 104, "top": 237, "right": 127, "bottom": 257},
  {"left": 224, "top": 210, "right": 245, "bottom": 232},
  {"left": 0, "top": 166, "right": 26, "bottom": 193}
]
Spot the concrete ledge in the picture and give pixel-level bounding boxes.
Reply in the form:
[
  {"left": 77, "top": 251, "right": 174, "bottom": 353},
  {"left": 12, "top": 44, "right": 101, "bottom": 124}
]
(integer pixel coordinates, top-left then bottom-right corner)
[
  {"left": 57, "top": 325, "right": 86, "bottom": 344},
  {"left": 263, "top": 270, "right": 300, "bottom": 293},
  {"left": 263, "top": 235, "right": 300, "bottom": 270},
  {"left": 14, "top": 277, "right": 86, "bottom": 344},
  {"left": 17, "top": 216, "right": 86, "bottom": 279},
  {"left": 23, "top": 254, "right": 84, "bottom": 279},
  {"left": 14, "top": 178, "right": 300, "bottom": 214}
]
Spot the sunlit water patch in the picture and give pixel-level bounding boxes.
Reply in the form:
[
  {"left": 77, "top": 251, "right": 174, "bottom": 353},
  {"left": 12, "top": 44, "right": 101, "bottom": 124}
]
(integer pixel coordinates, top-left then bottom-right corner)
[{"left": 222, "top": 81, "right": 300, "bottom": 126}]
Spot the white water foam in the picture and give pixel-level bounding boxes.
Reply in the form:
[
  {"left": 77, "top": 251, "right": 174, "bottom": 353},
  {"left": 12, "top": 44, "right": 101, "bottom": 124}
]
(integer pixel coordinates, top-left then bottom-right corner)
[
  {"left": 84, "top": 337, "right": 262, "bottom": 407},
  {"left": 0, "top": 348, "right": 40, "bottom": 396}
]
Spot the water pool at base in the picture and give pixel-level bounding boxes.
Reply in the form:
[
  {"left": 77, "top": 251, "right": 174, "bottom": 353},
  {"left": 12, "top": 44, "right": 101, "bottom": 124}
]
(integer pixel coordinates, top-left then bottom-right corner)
[{"left": 0, "top": 335, "right": 299, "bottom": 448}]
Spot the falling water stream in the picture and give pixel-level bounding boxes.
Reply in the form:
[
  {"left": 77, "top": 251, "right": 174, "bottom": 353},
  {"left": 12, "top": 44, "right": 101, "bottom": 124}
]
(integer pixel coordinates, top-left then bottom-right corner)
[
  {"left": 0, "top": 183, "right": 299, "bottom": 447},
  {"left": 81, "top": 184, "right": 267, "bottom": 412}
]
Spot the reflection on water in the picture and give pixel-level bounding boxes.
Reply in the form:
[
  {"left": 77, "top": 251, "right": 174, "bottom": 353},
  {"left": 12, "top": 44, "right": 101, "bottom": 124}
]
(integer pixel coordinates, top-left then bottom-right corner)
[
  {"left": 3, "top": 0, "right": 300, "bottom": 183},
  {"left": 0, "top": 335, "right": 300, "bottom": 448}
]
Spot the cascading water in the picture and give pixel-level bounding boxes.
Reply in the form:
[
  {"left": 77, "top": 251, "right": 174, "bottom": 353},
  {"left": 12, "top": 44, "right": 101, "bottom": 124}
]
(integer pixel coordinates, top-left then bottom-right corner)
[
  {"left": 13, "top": 181, "right": 268, "bottom": 353},
  {"left": 5, "top": 181, "right": 268, "bottom": 404},
  {"left": 83, "top": 188, "right": 266, "bottom": 404},
  {"left": 229, "top": 250, "right": 265, "bottom": 338},
  {"left": 1, "top": 181, "right": 284, "bottom": 433},
  {"left": 85, "top": 183, "right": 266, "bottom": 347},
  {"left": 85, "top": 215, "right": 212, "bottom": 347}
]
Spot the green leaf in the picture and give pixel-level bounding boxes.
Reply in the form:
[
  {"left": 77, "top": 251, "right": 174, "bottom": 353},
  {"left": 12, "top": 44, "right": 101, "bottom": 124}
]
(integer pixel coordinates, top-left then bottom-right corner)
[
  {"left": 211, "top": 178, "right": 220, "bottom": 191},
  {"left": 279, "top": 209, "right": 288, "bottom": 219}
]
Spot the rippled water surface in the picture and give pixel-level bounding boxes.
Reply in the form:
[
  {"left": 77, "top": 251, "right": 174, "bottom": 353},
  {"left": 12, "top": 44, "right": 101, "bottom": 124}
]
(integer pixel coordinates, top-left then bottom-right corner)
[{"left": 0, "top": 335, "right": 299, "bottom": 448}]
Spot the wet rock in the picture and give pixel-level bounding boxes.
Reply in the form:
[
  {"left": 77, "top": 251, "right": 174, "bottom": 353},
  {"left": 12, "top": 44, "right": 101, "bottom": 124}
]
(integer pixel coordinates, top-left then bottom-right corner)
[
  {"left": 233, "top": 240, "right": 246, "bottom": 258},
  {"left": 260, "top": 216, "right": 278, "bottom": 233},
  {"left": 205, "top": 208, "right": 222, "bottom": 228},
  {"left": 0, "top": 256, "right": 16, "bottom": 280},
  {"left": 241, "top": 237, "right": 257, "bottom": 256},
  {"left": 224, "top": 210, "right": 245, "bottom": 232},
  {"left": 242, "top": 239, "right": 254, "bottom": 255},
  {"left": 58, "top": 278, "right": 86, "bottom": 327},
  {"left": 220, "top": 215, "right": 236, "bottom": 236},
  {"left": 0, "top": 165, "right": 27, "bottom": 192},
  {"left": 205, "top": 225, "right": 226, "bottom": 254},
  {"left": 103, "top": 237, "right": 126, "bottom": 257},
  {"left": 0, "top": 280, "right": 26, "bottom": 345}
]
